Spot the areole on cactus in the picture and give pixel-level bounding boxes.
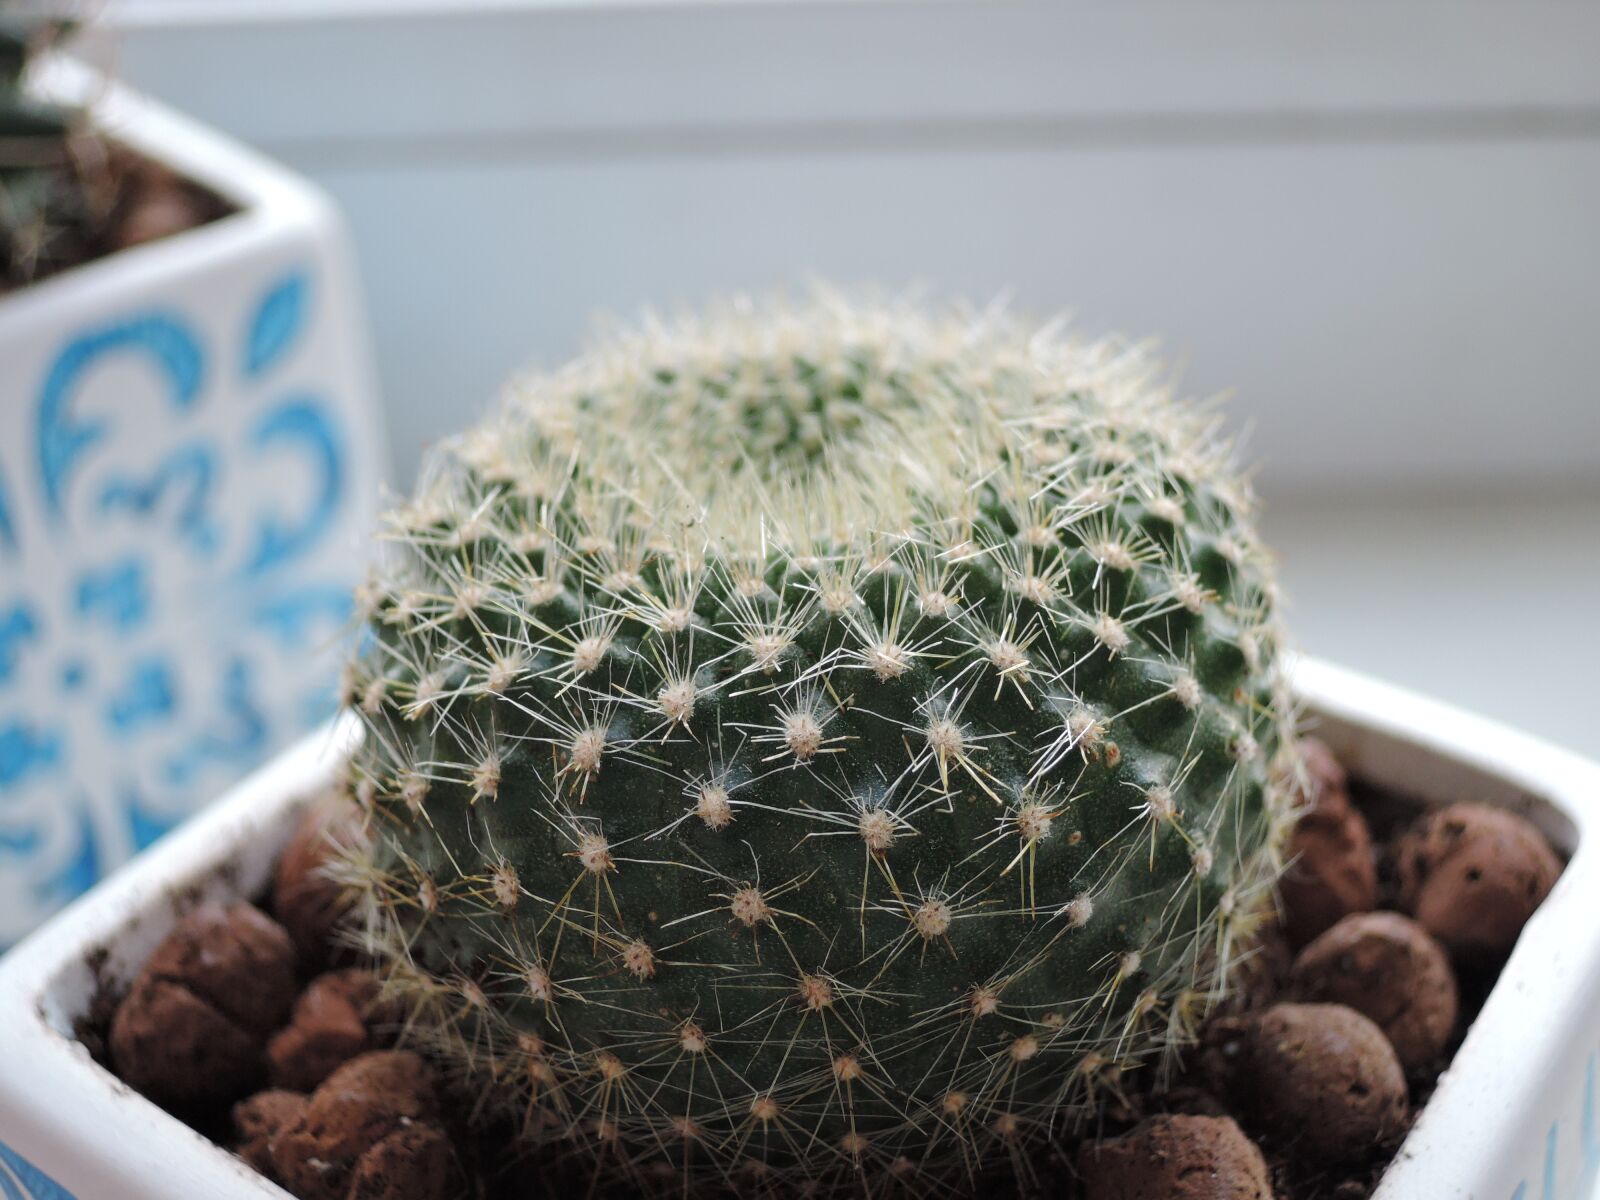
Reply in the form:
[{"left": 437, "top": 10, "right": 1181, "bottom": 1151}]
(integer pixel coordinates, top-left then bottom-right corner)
[{"left": 344, "top": 294, "right": 1301, "bottom": 1194}]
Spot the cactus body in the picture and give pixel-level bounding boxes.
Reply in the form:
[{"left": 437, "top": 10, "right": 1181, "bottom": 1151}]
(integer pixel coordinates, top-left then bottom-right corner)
[{"left": 349, "top": 298, "right": 1297, "bottom": 1194}]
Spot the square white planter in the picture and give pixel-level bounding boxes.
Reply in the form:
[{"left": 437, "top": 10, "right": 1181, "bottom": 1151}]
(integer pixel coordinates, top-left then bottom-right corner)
[
  {"left": 3, "top": 662, "right": 1600, "bottom": 1196},
  {"left": 0, "top": 659, "right": 1597, "bottom": 1200},
  {"left": 0, "top": 60, "right": 384, "bottom": 945}
]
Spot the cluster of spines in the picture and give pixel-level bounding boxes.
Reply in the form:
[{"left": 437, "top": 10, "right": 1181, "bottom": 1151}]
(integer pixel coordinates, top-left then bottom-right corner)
[{"left": 343, "top": 297, "right": 1299, "bottom": 1196}]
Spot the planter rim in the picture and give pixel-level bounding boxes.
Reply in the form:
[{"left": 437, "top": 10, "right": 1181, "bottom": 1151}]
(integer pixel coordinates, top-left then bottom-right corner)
[
  {"left": 0, "top": 54, "right": 341, "bottom": 323},
  {"left": 2, "top": 656, "right": 1599, "bottom": 1199},
  {"left": 0, "top": 718, "right": 358, "bottom": 1200}
]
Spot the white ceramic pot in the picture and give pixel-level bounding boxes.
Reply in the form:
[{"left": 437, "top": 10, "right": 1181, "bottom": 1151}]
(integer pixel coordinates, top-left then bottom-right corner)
[
  {"left": 0, "top": 60, "right": 384, "bottom": 945},
  {"left": 0, "top": 659, "right": 1596, "bottom": 1200}
]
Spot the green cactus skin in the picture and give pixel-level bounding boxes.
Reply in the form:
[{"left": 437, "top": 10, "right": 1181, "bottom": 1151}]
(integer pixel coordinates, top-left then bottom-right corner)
[{"left": 347, "top": 297, "right": 1299, "bottom": 1195}]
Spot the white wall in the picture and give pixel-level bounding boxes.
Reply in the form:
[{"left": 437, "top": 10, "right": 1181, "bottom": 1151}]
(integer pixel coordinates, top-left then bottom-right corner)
[
  {"left": 308, "top": 137, "right": 1600, "bottom": 493},
  {"left": 89, "top": 0, "right": 1600, "bottom": 753},
  {"left": 92, "top": 0, "right": 1600, "bottom": 491}
]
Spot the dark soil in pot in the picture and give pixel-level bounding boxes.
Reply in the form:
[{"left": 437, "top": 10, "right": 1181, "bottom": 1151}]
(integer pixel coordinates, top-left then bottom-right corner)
[
  {"left": 79, "top": 737, "right": 1562, "bottom": 1199},
  {"left": 4, "top": 17, "right": 230, "bottom": 295},
  {"left": 1, "top": 139, "right": 231, "bottom": 295}
]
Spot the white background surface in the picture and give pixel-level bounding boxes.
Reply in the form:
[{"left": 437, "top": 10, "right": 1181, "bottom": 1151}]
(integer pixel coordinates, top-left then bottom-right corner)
[
  {"left": 1265, "top": 486, "right": 1599, "bottom": 759},
  {"left": 84, "top": 0, "right": 1600, "bottom": 757}
]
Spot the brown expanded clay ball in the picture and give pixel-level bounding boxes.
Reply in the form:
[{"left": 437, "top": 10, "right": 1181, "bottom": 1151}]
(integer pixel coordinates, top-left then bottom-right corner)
[
  {"left": 1279, "top": 737, "right": 1378, "bottom": 947},
  {"left": 109, "top": 902, "right": 297, "bottom": 1109},
  {"left": 1077, "top": 1113, "right": 1272, "bottom": 1199},
  {"left": 346, "top": 1122, "right": 457, "bottom": 1200},
  {"left": 1394, "top": 803, "right": 1561, "bottom": 967},
  {"left": 233, "top": 1089, "right": 309, "bottom": 1180},
  {"left": 267, "top": 969, "right": 394, "bottom": 1092},
  {"left": 1291, "top": 911, "right": 1459, "bottom": 1072},
  {"left": 1244, "top": 1003, "right": 1408, "bottom": 1167},
  {"left": 271, "top": 1051, "right": 457, "bottom": 1200},
  {"left": 275, "top": 793, "right": 365, "bottom": 969}
]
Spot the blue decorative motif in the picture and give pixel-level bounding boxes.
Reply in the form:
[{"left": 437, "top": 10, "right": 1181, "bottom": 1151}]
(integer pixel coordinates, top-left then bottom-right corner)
[
  {"left": 31, "top": 805, "right": 101, "bottom": 914},
  {"left": 1508, "top": 1051, "right": 1600, "bottom": 1199},
  {"left": 97, "top": 442, "right": 221, "bottom": 556},
  {"left": 73, "top": 560, "right": 150, "bottom": 632},
  {"left": 103, "top": 658, "right": 178, "bottom": 736},
  {"left": 252, "top": 585, "right": 356, "bottom": 648},
  {"left": 0, "top": 1138, "right": 80, "bottom": 1200},
  {"left": 1586, "top": 1055, "right": 1600, "bottom": 1168},
  {"left": 245, "top": 270, "right": 310, "bottom": 378},
  {"left": 123, "top": 780, "right": 181, "bottom": 853},
  {"left": 0, "top": 264, "right": 366, "bottom": 946},
  {"left": 35, "top": 314, "right": 204, "bottom": 519},
  {"left": 0, "top": 606, "right": 39, "bottom": 684},
  {"left": 240, "top": 398, "right": 345, "bottom": 577},
  {"left": 0, "top": 466, "right": 17, "bottom": 553},
  {"left": 0, "top": 722, "right": 62, "bottom": 793},
  {"left": 162, "top": 658, "right": 267, "bottom": 788}
]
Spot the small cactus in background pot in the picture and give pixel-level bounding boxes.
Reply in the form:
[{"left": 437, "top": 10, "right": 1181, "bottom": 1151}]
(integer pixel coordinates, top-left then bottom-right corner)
[
  {"left": 0, "top": 11, "right": 93, "bottom": 290},
  {"left": 346, "top": 295, "right": 1301, "bottom": 1193},
  {"left": 2, "top": 9, "right": 211, "bottom": 294}
]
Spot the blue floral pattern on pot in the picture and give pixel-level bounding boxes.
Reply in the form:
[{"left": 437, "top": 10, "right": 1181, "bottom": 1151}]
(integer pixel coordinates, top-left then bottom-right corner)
[
  {"left": 0, "top": 265, "right": 370, "bottom": 945},
  {"left": 1508, "top": 1051, "right": 1600, "bottom": 1200},
  {"left": 0, "top": 1139, "right": 77, "bottom": 1200}
]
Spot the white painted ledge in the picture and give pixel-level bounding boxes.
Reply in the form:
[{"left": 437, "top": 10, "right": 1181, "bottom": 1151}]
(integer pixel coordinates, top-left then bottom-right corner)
[{"left": 1264, "top": 484, "right": 1600, "bottom": 760}]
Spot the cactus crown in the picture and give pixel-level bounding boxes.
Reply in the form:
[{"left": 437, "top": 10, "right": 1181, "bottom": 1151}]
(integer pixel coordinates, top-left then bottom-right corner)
[
  {"left": 348, "top": 296, "right": 1298, "bottom": 1195},
  {"left": 0, "top": 11, "right": 77, "bottom": 289}
]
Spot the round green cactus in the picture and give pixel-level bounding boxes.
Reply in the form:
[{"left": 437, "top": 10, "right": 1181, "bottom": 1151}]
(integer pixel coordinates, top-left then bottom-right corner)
[{"left": 347, "top": 297, "right": 1298, "bottom": 1194}]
